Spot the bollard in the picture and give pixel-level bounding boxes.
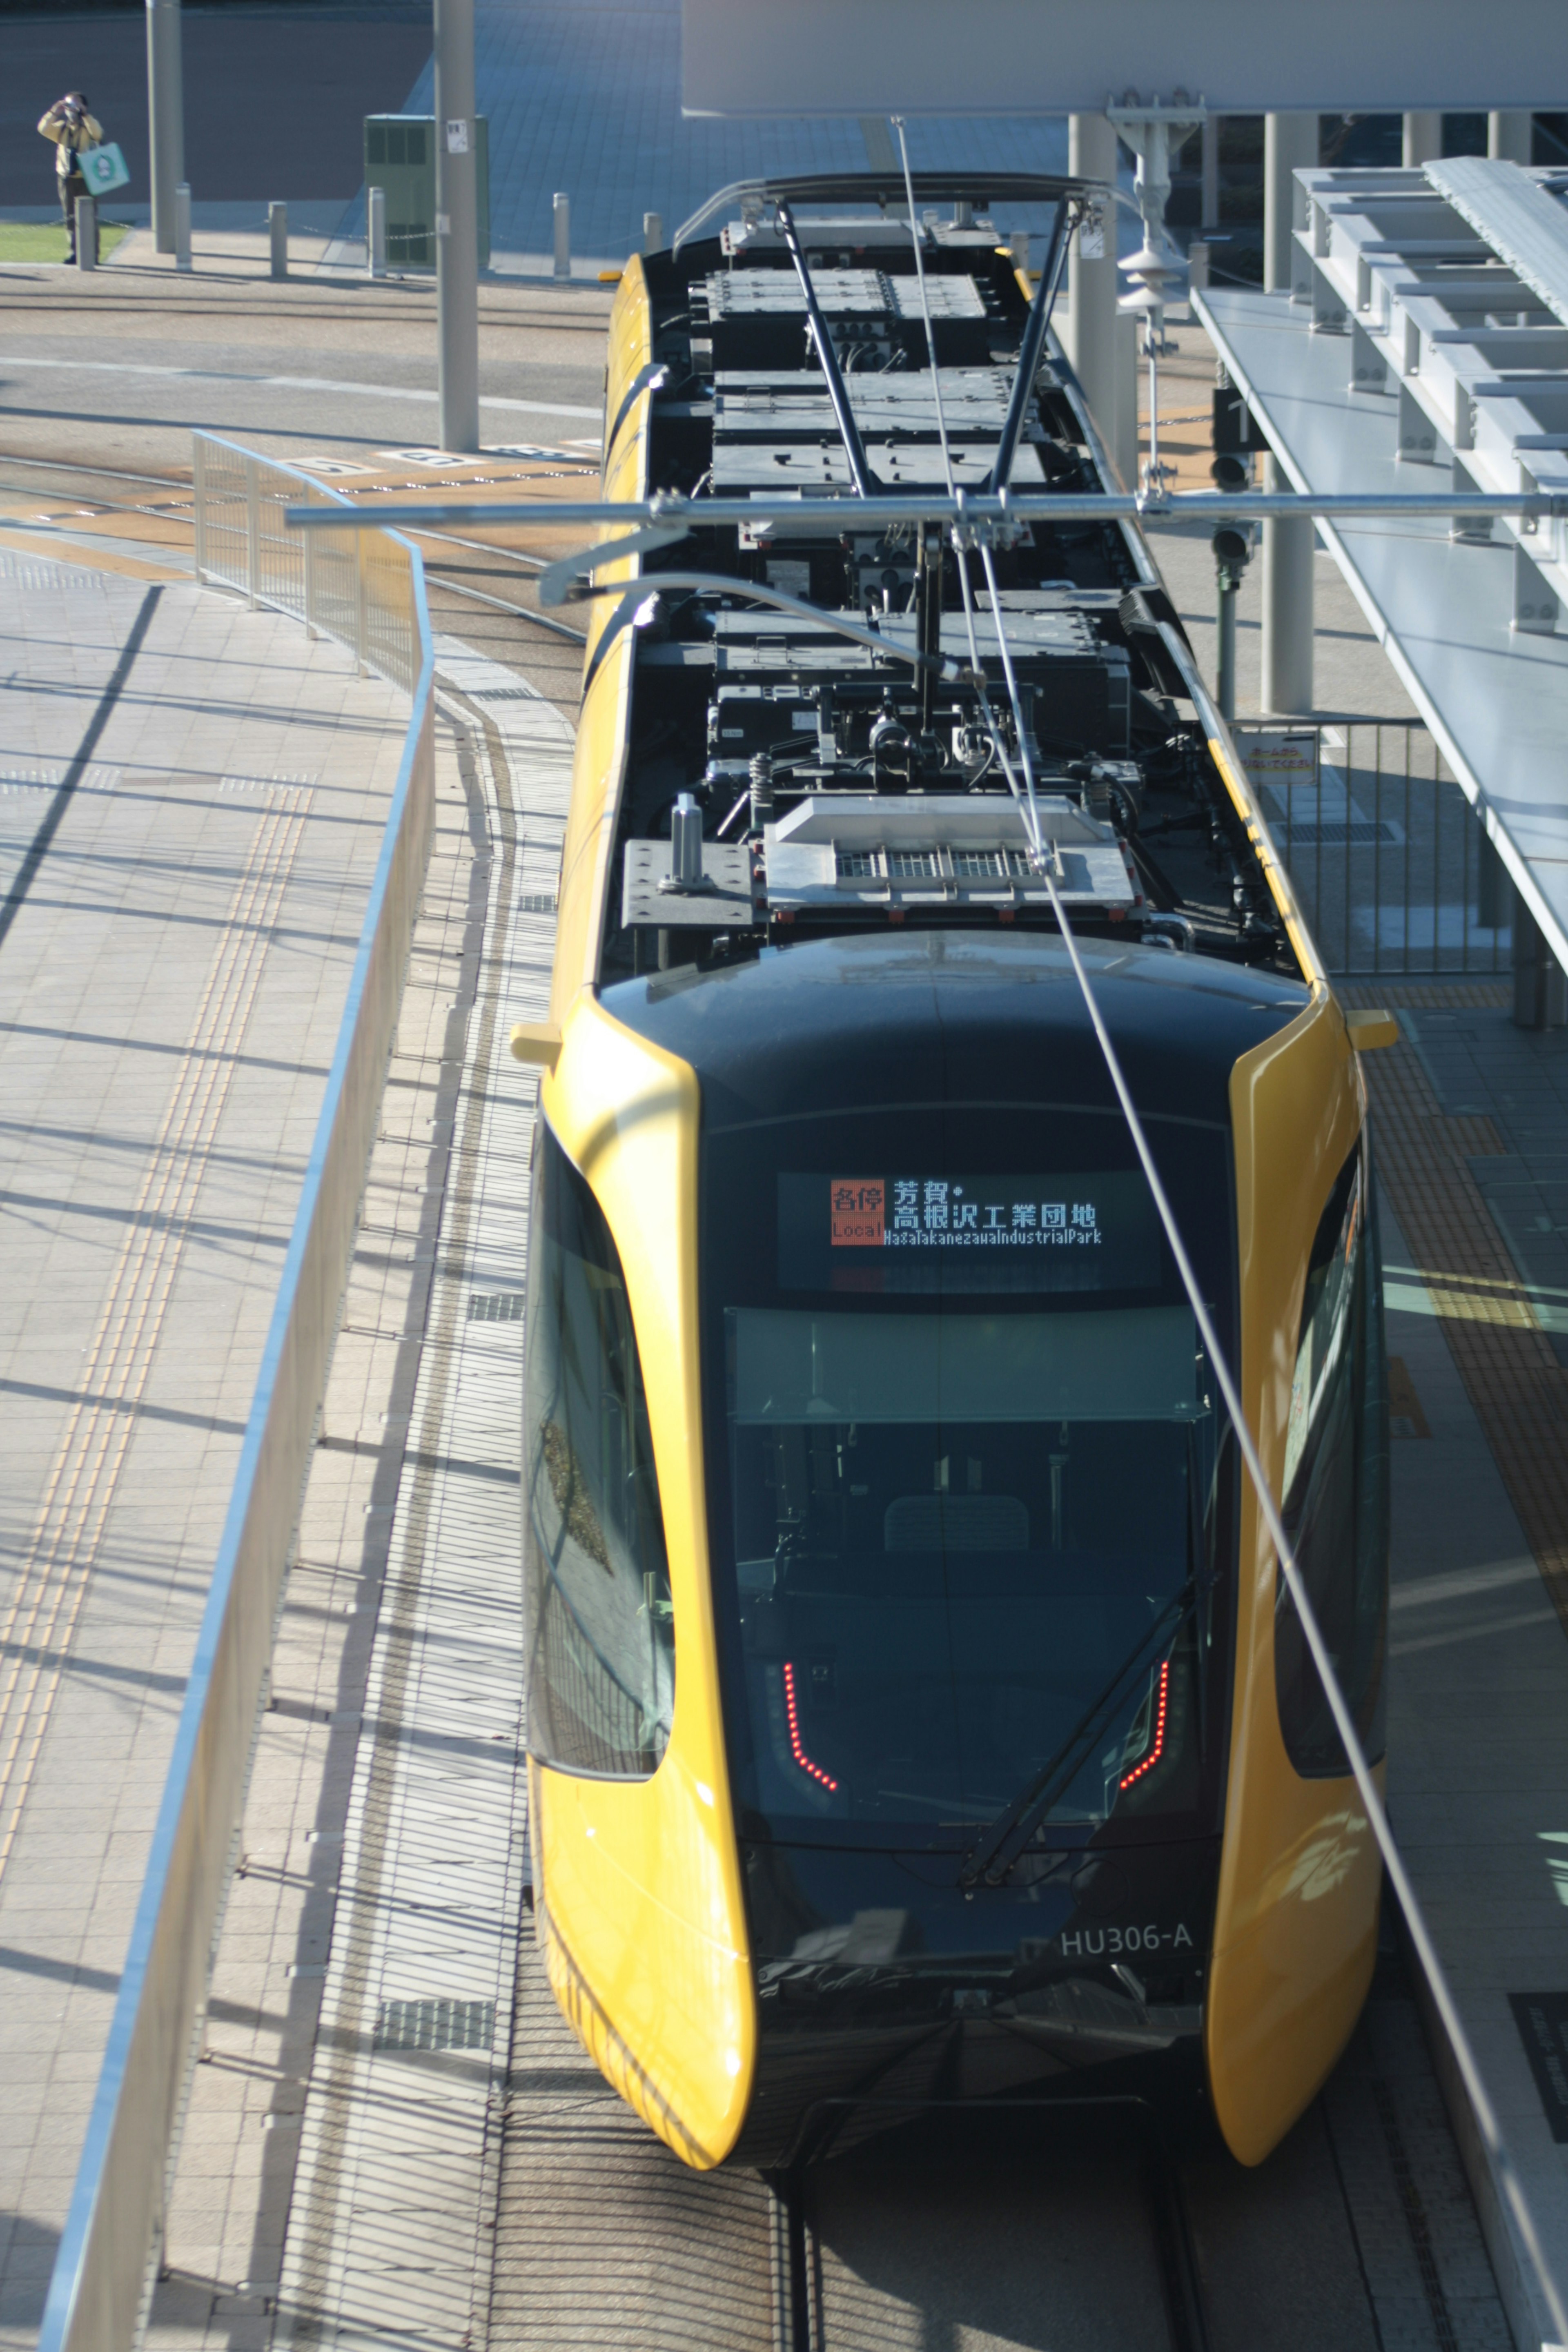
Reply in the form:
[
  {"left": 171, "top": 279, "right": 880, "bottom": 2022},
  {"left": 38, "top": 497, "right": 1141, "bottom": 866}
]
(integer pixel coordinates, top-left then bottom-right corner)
[
  {"left": 553, "top": 191, "right": 570, "bottom": 280},
  {"left": 643, "top": 211, "right": 663, "bottom": 255},
  {"left": 269, "top": 200, "right": 288, "bottom": 280},
  {"left": 75, "top": 193, "right": 97, "bottom": 271},
  {"left": 1188, "top": 238, "right": 1209, "bottom": 295},
  {"left": 367, "top": 184, "right": 386, "bottom": 278},
  {"left": 1011, "top": 232, "right": 1030, "bottom": 274},
  {"left": 174, "top": 180, "right": 191, "bottom": 272}
]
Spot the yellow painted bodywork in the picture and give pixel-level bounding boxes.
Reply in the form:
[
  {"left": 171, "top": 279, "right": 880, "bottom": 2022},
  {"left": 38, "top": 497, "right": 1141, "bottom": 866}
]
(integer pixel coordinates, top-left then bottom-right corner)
[
  {"left": 550, "top": 259, "right": 655, "bottom": 1025},
  {"left": 1205, "top": 989, "right": 1382, "bottom": 2163},
  {"left": 530, "top": 241, "right": 1388, "bottom": 2171},
  {"left": 532, "top": 991, "right": 756, "bottom": 2166}
]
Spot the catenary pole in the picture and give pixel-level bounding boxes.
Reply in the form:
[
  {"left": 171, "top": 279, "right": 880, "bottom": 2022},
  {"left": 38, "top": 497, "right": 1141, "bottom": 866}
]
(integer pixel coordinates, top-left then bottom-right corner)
[
  {"left": 146, "top": 0, "right": 184, "bottom": 256},
  {"left": 1062, "top": 116, "right": 1119, "bottom": 463},
  {"left": 1261, "top": 113, "right": 1317, "bottom": 715},
  {"left": 434, "top": 0, "right": 480, "bottom": 452}
]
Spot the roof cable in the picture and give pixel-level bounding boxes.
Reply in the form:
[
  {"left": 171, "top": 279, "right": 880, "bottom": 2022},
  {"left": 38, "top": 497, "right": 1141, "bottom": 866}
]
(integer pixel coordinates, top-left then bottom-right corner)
[{"left": 892, "top": 117, "right": 1045, "bottom": 860}]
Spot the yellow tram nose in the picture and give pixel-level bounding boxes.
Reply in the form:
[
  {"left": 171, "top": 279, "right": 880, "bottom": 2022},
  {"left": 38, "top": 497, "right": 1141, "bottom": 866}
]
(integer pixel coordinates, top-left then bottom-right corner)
[{"left": 519, "top": 196, "right": 1385, "bottom": 2173}]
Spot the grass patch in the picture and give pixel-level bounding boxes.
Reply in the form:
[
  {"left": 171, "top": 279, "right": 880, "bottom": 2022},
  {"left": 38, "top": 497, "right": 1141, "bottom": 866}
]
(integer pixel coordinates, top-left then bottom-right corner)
[{"left": 0, "top": 219, "right": 132, "bottom": 263}]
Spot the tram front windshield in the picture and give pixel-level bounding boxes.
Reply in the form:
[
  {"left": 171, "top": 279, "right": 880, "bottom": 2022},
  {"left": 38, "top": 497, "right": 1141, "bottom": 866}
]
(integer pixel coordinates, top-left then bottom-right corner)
[{"left": 704, "top": 1116, "right": 1234, "bottom": 1849}]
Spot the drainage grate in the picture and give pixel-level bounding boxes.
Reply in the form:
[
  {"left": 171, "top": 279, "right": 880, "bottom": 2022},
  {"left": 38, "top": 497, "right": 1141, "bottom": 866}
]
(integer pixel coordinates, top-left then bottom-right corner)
[
  {"left": 474, "top": 687, "right": 539, "bottom": 702},
  {"left": 517, "top": 893, "right": 556, "bottom": 913},
  {"left": 374, "top": 1996, "right": 495, "bottom": 2052},
  {"left": 469, "top": 1291, "right": 526, "bottom": 1321}
]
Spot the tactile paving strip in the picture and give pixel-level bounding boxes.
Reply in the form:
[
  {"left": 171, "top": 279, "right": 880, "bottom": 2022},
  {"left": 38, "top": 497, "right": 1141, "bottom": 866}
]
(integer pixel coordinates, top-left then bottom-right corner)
[{"left": 1346, "top": 981, "right": 1568, "bottom": 1638}]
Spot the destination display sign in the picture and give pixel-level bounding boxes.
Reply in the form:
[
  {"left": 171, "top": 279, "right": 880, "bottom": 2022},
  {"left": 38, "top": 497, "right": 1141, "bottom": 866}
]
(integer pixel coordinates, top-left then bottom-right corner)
[{"left": 778, "top": 1173, "right": 1162, "bottom": 1294}]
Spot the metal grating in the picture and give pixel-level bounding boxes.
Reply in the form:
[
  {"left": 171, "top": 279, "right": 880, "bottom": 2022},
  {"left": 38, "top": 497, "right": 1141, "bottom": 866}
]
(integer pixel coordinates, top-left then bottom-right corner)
[
  {"left": 468, "top": 1292, "right": 526, "bottom": 1322},
  {"left": 374, "top": 1996, "right": 496, "bottom": 2052}
]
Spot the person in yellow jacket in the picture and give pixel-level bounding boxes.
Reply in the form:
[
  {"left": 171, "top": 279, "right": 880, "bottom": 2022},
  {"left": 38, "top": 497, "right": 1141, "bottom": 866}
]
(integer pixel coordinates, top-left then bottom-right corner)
[{"left": 38, "top": 93, "right": 104, "bottom": 262}]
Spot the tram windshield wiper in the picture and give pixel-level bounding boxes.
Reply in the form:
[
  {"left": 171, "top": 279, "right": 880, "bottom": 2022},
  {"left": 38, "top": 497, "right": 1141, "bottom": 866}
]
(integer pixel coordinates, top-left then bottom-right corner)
[{"left": 958, "top": 1585, "right": 1193, "bottom": 1891}]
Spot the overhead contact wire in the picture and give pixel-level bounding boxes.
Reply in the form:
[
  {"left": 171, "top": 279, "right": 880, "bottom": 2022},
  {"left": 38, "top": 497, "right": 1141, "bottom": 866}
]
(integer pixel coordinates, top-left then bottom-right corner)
[
  {"left": 921, "top": 186, "right": 1566, "bottom": 2314},
  {"left": 893, "top": 119, "right": 1042, "bottom": 862},
  {"left": 1014, "top": 782, "right": 1568, "bottom": 2345}
]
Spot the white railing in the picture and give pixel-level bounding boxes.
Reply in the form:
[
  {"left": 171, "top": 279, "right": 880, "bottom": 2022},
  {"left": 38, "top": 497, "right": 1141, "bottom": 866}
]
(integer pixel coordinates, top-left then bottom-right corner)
[
  {"left": 191, "top": 431, "right": 424, "bottom": 691},
  {"left": 38, "top": 436, "right": 437, "bottom": 2352}
]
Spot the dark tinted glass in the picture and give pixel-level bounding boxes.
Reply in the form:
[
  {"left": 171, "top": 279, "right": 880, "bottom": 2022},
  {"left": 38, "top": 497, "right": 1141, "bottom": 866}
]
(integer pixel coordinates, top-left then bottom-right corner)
[
  {"left": 1274, "top": 1144, "right": 1390, "bottom": 1775},
  {"left": 523, "top": 1120, "right": 674, "bottom": 1777},
  {"left": 703, "top": 1105, "right": 1238, "bottom": 1849}
]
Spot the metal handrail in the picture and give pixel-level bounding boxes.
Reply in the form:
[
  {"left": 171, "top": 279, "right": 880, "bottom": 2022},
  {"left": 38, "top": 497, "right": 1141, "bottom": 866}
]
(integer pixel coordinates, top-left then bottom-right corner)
[
  {"left": 193, "top": 431, "right": 424, "bottom": 693},
  {"left": 38, "top": 436, "right": 437, "bottom": 2352}
]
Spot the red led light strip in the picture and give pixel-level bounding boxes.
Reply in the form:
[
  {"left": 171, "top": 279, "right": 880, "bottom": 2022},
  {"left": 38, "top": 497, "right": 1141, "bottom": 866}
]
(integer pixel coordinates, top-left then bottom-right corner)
[
  {"left": 782, "top": 1662, "right": 838, "bottom": 1791},
  {"left": 1119, "top": 1660, "right": 1171, "bottom": 1791}
]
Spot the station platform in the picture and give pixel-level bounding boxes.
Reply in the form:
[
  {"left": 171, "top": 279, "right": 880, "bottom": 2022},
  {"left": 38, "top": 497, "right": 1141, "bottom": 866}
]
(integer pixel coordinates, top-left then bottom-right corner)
[
  {"left": 1356, "top": 984, "right": 1568, "bottom": 2352},
  {"left": 0, "top": 555, "right": 412, "bottom": 2343}
]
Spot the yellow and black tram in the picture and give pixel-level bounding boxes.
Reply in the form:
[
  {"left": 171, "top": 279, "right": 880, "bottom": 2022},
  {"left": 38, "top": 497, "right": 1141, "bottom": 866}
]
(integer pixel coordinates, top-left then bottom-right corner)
[{"left": 515, "top": 172, "right": 1392, "bottom": 2174}]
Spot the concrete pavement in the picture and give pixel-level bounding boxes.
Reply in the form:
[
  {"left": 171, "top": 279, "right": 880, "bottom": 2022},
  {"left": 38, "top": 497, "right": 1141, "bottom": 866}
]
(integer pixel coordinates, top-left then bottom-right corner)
[{"left": 0, "top": 555, "right": 410, "bottom": 2346}]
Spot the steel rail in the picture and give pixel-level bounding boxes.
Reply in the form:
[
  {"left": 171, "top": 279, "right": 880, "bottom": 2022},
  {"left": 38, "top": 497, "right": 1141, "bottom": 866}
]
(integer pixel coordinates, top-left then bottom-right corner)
[
  {"left": 286, "top": 488, "right": 1568, "bottom": 533},
  {"left": 423, "top": 567, "right": 588, "bottom": 642}
]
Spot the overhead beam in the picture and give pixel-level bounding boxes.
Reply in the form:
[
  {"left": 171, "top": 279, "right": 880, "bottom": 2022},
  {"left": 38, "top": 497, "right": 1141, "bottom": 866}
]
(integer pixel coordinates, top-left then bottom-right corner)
[{"left": 682, "top": 0, "right": 1564, "bottom": 116}]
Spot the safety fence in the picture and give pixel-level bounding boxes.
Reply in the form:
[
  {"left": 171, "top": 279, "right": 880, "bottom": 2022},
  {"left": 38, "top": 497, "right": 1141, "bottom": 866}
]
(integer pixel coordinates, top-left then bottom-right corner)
[
  {"left": 39, "top": 438, "right": 436, "bottom": 2352},
  {"left": 1232, "top": 720, "right": 1509, "bottom": 978},
  {"left": 191, "top": 433, "right": 423, "bottom": 693}
]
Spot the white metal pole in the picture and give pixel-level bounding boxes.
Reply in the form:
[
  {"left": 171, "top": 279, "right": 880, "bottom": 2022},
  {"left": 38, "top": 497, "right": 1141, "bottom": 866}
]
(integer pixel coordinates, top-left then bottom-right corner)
[
  {"left": 245, "top": 458, "right": 260, "bottom": 608},
  {"left": 269, "top": 201, "right": 288, "bottom": 280},
  {"left": 553, "top": 192, "right": 570, "bottom": 280},
  {"left": 434, "top": 0, "right": 480, "bottom": 453},
  {"left": 75, "top": 195, "right": 96, "bottom": 272},
  {"left": 1113, "top": 309, "right": 1138, "bottom": 496},
  {"left": 1488, "top": 111, "right": 1532, "bottom": 163},
  {"left": 1403, "top": 111, "right": 1442, "bottom": 167},
  {"left": 1062, "top": 114, "right": 1118, "bottom": 463},
  {"left": 146, "top": 0, "right": 184, "bottom": 256},
  {"left": 192, "top": 434, "right": 206, "bottom": 579},
  {"left": 643, "top": 211, "right": 663, "bottom": 255},
  {"left": 1261, "top": 114, "right": 1317, "bottom": 715},
  {"left": 174, "top": 180, "right": 191, "bottom": 271},
  {"left": 368, "top": 184, "right": 386, "bottom": 277}
]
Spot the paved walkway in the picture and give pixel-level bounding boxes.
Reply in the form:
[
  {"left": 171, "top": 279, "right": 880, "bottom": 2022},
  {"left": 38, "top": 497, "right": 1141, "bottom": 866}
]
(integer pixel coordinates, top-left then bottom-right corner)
[
  {"left": 0, "top": 555, "right": 410, "bottom": 2345},
  {"left": 145, "top": 641, "right": 573, "bottom": 2352}
]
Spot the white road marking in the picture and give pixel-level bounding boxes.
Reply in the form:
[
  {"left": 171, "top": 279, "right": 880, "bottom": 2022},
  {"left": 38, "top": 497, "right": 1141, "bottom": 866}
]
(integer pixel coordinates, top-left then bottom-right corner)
[{"left": 0, "top": 353, "right": 602, "bottom": 421}]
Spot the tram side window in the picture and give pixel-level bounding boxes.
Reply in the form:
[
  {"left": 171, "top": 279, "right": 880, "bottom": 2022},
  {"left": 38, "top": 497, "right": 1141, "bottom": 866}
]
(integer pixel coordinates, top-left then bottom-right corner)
[
  {"left": 1275, "top": 1143, "right": 1390, "bottom": 1777},
  {"left": 523, "top": 1119, "right": 675, "bottom": 1778}
]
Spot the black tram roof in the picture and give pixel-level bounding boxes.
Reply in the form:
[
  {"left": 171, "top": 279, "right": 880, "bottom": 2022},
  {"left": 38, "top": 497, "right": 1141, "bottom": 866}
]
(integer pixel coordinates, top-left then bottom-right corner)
[{"left": 601, "top": 933, "right": 1309, "bottom": 1134}]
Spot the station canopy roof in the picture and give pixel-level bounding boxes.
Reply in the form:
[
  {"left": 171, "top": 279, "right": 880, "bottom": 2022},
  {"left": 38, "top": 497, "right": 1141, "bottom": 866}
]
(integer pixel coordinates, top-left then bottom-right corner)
[{"left": 1195, "top": 161, "right": 1568, "bottom": 967}]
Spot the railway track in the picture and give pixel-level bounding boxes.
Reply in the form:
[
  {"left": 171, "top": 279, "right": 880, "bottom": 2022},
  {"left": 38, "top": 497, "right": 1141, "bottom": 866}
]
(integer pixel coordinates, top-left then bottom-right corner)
[
  {"left": 766, "top": 2102, "right": 1211, "bottom": 2352},
  {"left": 0, "top": 453, "right": 590, "bottom": 709},
  {"left": 492, "top": 1908, "right": 1509, "bottom": 2352}
]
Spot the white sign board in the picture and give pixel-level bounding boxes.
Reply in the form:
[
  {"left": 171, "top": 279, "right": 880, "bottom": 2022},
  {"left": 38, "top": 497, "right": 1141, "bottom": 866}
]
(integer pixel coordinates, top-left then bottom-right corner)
[
  {"left": 683, "top": 0, "right": 1565, "bottom": 117},
  {"left": 1236, "top": 728, "right": 1319, "bottom": 797}
]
